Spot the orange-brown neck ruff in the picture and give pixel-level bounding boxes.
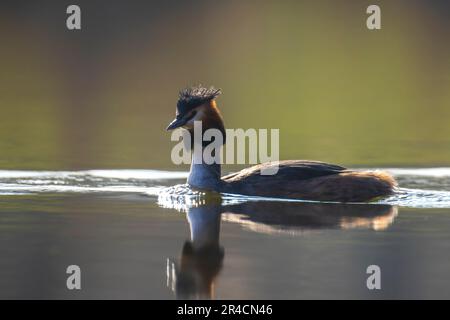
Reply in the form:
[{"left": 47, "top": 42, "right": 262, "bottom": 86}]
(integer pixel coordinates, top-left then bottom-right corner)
[
  {"left": 202, "top": 100, "right": 226, "bottom": 143},
  {"left": 186, "top": 100, "right": 226, "bottom": 149}
]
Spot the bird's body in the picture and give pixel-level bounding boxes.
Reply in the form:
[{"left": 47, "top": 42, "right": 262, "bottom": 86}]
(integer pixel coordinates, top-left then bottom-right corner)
[
  {"left": 167, "top": 86, "right": 397, "bottom": 203},
  {"left": 221, "top": 160, "right": 396, "bottom": 202}
]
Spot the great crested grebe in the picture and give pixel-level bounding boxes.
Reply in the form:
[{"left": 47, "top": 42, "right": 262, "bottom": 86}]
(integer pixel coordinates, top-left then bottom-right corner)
[{"left": 166, "top": 86, "right": 397, "bottom": 202}]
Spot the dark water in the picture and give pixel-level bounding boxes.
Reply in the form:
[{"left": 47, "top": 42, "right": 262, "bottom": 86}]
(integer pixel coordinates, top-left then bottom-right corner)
[{"left": 1, "top": 169, "right": 450, "bottom": 299}]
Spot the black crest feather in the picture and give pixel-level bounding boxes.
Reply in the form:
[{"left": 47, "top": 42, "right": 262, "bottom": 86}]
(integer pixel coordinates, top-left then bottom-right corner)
[{"left": 177, "top": 85, "right": 222, "bottom": 115}]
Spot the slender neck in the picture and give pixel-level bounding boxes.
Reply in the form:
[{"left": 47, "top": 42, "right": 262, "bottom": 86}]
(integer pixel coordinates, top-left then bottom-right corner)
[
  {"left": 186, "top": 100, "right": 225, "bottom": 190},
  {"left": 187, "top": 145, "right": 222, "bottom": 190}
]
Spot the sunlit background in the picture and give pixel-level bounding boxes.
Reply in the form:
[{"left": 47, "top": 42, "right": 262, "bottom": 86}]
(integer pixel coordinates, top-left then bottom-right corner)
[{"left": 0, "top": 0, "right": 449, "bottom": 170}]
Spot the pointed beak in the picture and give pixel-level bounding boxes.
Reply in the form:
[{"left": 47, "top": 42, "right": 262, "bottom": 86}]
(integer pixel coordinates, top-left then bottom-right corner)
[{"left": 166, "top": 116, "right": 187, "bottom": 131}]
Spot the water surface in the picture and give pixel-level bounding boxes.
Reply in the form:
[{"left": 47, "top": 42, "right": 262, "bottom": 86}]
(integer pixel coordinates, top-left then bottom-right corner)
[{"left": 1, "top": 168, "right": 450, "bottom": 299}]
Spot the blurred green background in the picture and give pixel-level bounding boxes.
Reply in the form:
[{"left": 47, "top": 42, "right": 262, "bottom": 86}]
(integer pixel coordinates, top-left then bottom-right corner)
[{"left": 0, "top": 0, "right": 449, "bottom": 170}]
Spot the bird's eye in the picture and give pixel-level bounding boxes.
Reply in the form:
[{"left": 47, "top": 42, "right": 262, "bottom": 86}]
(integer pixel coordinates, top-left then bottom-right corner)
[{"left": 186, "top": 110, "right": 197, "bottom": 121}]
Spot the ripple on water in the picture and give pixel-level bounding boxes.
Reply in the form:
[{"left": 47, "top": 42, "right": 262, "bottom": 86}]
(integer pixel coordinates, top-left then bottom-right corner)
[
  {"left": 0, "top": 169, "right": 450, "bottom": 208},
  {"left": 0, "top": 170, "right": 186, "bottom": 196}
]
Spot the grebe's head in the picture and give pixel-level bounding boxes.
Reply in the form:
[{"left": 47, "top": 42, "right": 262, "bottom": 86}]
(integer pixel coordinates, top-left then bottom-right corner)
[{"left": 167, "top": 86, "right": 224, "bottom": 134}]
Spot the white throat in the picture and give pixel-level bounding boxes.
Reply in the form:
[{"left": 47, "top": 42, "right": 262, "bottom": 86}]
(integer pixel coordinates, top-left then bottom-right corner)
[{"left": 187, "top": 146, "right": 222, "bottom": 190}]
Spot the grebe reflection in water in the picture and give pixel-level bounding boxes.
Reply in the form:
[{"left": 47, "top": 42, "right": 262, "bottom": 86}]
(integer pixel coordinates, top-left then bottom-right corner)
[{"left": 164, "top": 194, "right": 397, "bottom": 299}]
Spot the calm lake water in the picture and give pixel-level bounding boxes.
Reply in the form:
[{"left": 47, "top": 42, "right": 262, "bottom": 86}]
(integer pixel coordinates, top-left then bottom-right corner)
[{"left": 1, "top": 168, "right": 450, "bottom": 299}]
